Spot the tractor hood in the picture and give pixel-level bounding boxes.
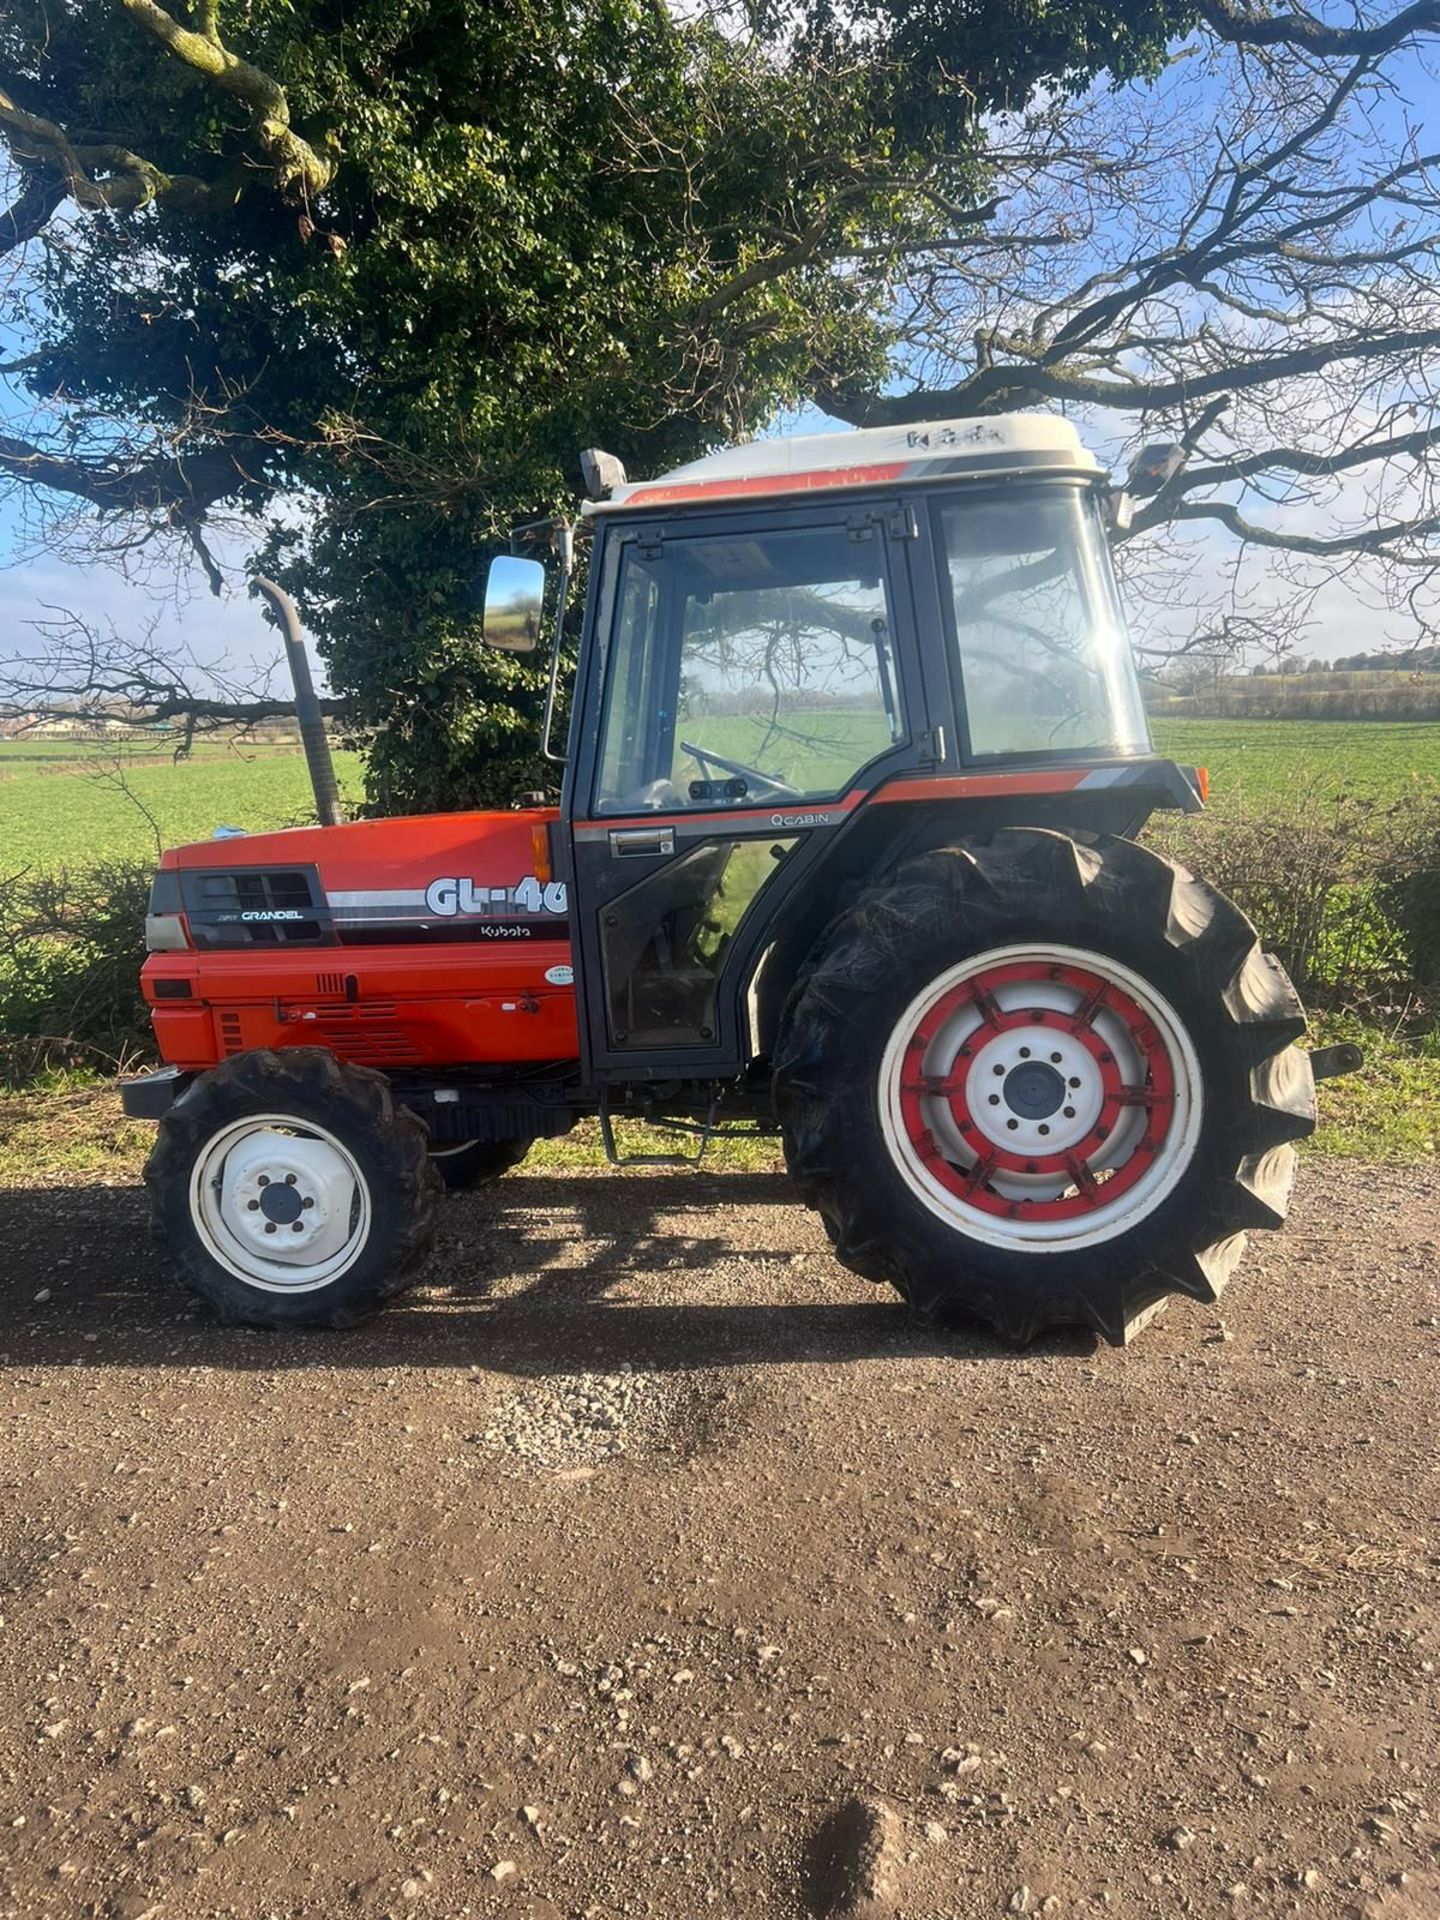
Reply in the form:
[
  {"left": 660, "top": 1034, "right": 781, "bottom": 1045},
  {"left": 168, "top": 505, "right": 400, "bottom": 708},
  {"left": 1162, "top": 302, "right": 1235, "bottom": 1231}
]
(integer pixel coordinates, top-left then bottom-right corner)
[{"left": 154, "top": 806, "right": 567, "bottom": 946}]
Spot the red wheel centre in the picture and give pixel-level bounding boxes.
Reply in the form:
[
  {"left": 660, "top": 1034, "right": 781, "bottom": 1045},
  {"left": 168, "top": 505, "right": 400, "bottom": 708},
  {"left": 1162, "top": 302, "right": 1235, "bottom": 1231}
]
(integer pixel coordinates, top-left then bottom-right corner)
[{"left": 896, "top": 958, "right": 1178, "bottom": 1221}]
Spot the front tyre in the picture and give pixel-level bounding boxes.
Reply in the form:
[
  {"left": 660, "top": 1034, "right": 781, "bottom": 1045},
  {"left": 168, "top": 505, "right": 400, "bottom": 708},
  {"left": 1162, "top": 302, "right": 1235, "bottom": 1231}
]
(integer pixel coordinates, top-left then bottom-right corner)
[
  {"left": 773, "top": 831, "right": 1315, "bottom": 1345},
  {"left": 145, "top": 1048, "right": 441, "bottom": 1329}
]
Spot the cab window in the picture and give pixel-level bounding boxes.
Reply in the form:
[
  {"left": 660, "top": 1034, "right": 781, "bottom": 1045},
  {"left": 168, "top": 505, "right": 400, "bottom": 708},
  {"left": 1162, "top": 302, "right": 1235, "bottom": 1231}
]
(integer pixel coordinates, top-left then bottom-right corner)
[
  {"left": 938, "top": 490, "right": 1149, "bottom": 758},
  {"left": 595, "top": 523, "right": 904, "bottom": 812}
]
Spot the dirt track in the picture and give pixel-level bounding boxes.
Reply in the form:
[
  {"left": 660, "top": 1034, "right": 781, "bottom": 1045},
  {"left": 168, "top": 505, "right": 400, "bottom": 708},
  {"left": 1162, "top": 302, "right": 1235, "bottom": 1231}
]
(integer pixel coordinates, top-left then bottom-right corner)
[{"left": 1, "top": 1157, "right": 1437, "bottom": 1920}]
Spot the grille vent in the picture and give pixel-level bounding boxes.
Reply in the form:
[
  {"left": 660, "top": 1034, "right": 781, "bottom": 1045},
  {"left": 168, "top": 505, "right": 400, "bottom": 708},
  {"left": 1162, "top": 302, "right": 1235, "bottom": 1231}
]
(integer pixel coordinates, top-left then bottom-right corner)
[
  {"left": 306, "top": 1003, "right": 417, "bottom": 1065},
  {"left": 181, "top": 866, "right": 331, "bottom": 949}
]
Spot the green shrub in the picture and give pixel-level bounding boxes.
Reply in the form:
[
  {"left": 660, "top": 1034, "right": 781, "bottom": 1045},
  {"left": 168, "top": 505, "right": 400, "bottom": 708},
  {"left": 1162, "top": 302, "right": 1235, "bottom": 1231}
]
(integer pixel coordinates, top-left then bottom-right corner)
[
  {"left": 0, "top": 861, "right": 153, "bottom": 1084},
  {"left": 1379, "top": 807, "right": 1440, "bottom": 998},
  {"left": 1147, "top": 789, "right": 1440, "bottom": 1016}
]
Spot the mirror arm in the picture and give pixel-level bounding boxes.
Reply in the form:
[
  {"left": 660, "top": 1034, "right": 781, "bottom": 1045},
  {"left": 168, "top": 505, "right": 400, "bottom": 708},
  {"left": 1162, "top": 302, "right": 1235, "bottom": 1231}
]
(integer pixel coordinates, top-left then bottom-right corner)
[
  {"left": 1103, "top": 486, "right": 1135, "bottom": 540},
  {"left": 541, "top": 519, "right": 575, "bottom": 764}
]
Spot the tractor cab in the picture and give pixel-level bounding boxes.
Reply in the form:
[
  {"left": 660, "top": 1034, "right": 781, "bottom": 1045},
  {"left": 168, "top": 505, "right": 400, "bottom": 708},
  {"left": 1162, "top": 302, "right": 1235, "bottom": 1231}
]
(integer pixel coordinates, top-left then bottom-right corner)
[{"left": 496, "top": 416, "right": 1198, "bottom": 1084}]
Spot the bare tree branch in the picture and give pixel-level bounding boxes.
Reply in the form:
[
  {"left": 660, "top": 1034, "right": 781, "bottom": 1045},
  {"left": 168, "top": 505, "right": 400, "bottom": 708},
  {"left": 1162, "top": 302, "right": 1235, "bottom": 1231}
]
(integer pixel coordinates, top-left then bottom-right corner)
[
  {"left": 0, "top": 80, "right": 240, "bottom": 214},
  {"left": 1195, "top": 0, "right": 1440, "bottom": 56},
  {"left": 117, "top": 0, "right": 334, "bottom": 200},
  {"left": 0, "top": 430, "right": 264, "bottom": 518},
  {"left": 0, "top": 608, "right": 350, "bottom": 744},
  {"left": 0, "top": 168, "right": 64, "bottom": 256}
]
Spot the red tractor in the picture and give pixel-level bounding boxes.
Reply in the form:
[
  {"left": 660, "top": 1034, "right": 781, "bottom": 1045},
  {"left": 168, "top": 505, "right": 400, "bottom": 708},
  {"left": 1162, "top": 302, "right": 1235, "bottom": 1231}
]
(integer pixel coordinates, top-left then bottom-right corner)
[{"left": 125, "top": 415, "right": 1352, "bottom": 1343}]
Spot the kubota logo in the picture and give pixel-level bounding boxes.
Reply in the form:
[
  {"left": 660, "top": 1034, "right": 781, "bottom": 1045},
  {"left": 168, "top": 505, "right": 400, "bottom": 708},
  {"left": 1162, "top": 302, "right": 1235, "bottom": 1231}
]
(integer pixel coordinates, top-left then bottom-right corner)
[{"left": 424, "top": 874, "right": 568, "bottom": 917}]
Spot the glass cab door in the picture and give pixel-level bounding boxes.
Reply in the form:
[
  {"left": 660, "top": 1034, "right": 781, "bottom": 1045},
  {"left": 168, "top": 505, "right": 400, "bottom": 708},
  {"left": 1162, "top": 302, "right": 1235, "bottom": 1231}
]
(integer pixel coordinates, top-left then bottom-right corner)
[{"left": 568, "top": 507, "right": 923, "bottom": 1071}]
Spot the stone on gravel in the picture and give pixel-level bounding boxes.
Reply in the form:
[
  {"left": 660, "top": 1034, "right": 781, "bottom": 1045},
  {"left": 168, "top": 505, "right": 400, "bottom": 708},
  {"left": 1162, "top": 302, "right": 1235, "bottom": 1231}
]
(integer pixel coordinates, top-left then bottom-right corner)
[{"left": 810, "top": 1794, "right": 905, "bottom": 1918}]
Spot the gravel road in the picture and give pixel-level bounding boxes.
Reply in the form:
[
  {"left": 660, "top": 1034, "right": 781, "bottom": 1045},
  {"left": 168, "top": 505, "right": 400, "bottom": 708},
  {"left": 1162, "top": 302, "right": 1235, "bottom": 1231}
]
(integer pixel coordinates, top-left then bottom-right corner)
[{"left": 0, "top": 1157, "right": 1436, "bottom": 1920}]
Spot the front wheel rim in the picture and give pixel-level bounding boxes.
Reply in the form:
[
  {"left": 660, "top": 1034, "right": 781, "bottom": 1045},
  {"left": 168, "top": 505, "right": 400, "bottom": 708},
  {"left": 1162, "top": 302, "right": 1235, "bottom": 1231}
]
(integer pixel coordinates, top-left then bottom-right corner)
[
  {"left": 878, "top": 944, "right": 1203, "bottom": 1253},
  {"left": 188, "top": 1113, "right": 372, "bottom": 1293}
]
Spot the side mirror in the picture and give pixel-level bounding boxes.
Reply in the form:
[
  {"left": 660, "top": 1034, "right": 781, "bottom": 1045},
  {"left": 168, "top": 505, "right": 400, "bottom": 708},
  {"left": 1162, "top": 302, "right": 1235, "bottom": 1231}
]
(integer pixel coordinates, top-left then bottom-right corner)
[
  {"left": 1124, "top": 442, "right": 1186, "bottom": 498},
  {"left": 482, "top": 555, "right": 546, "bottom": 653}
]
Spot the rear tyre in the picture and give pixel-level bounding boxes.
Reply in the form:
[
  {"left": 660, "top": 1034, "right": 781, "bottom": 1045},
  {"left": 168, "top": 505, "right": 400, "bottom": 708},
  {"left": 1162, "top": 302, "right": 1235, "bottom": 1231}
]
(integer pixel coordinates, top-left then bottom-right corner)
[
  {"left": 773, "top": 830, "right": 1314, "bottom": 1345},
  {"left": 145, "top": 1047, "right": 441, "bottom": 1329},
  {"left": 429, "top": 1138, "right": 531, "bottom": 1191}
]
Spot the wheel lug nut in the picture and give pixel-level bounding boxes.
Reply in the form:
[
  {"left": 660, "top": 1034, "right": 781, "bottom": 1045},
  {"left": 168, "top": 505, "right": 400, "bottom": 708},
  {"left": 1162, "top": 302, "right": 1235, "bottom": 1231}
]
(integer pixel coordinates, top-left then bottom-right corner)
[
  {"left": 247, "top": 1200, "right": 259, "bottom": 1211},
  {"left": 1068, "top": 1076, "right": 1082, "bottom": 1088},
  {"left": 284, "top": 1173, "right": 297, "bottom": 1185},
  {"left": 302, "top": 1196, "right": 315, "bottom": 1210},
  {"left": 993, "top": 1065, "right": 1005, "bottom": 1076},
  {"left": 1038, "top": 1124, "right": 1050, "bottom": 1136},
  {"left": 291, "top": 1222, "right": 304, "bottom": 1233},
  {"left": 264, "top": 1222, "right": 277, "bottom": 1234},
  {"left": 258, "top": 1174, "right": 270, "bottom": 1187},
  {"left": 1063, "top": 1106, "right": 1075, "bottom": 1119},
  {"left": 1018, "top": 1047, "right": 1031, "bottom": 1058},
  {"left": 1050, "top": 1052, "right": 1062, "bottom": 1064},
  {"left": 1006, "top": 1119, "right": 1019, "bottom": 1131},
  {"left": 988, "top": 1094, "right": 1000, "bottom": 1106}
]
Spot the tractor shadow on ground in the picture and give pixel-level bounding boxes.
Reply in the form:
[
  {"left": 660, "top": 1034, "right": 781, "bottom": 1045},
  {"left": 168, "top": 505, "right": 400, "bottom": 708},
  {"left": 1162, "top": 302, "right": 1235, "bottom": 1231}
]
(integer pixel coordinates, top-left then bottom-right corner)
[{"left": 0, "top": 1171, "right": 1098, "bottom": 1375}]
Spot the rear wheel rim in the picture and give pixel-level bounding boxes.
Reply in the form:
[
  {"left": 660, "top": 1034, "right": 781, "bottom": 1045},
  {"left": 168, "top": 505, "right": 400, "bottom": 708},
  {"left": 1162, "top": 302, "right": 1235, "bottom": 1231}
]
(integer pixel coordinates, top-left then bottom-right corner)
[
  {"left": 878, "top": 944, "right": 1202, "bottom": 1252},
  {"left": 188, "top": 1113, "right": 372, "bottom": 1293}
]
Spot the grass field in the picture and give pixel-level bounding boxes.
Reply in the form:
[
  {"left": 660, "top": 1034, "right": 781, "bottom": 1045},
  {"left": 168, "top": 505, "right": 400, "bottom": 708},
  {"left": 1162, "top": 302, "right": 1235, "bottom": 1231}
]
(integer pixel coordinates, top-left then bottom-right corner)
[
  {"left": 0, "top": 738, "right": 366, "bottom": 871},
  {"left": 4, "top": 714, "right": 1434, "bottom": 876},
  {"left": 1151, "top": 717, "right": 1440, "bottom": 807}
]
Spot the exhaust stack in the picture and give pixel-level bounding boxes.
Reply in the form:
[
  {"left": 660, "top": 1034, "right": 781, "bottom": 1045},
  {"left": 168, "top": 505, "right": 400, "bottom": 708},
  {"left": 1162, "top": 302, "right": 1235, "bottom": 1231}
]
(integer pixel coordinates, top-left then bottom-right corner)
[{"left": 251, "top": 576, "right": 343, "bottom": 828}]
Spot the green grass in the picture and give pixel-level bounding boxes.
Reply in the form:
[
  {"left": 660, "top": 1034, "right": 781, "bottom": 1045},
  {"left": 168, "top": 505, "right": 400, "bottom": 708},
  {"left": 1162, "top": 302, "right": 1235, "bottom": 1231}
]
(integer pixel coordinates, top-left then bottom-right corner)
[
  {"left": 1308, "top": 1015, "right": 1440, "bottom": 1162},
  {"left": 1151, "top": 718, "right": 1440, "bottom": 810},
  {"left": 7, "top": 717, "right": 1436, "bottom": 875},
  {"left": 530, "top": 1118, "right": 785, "bottom": 1175},
  {"left": 0, "top": 739, "right": 366, "bottom": 872}
]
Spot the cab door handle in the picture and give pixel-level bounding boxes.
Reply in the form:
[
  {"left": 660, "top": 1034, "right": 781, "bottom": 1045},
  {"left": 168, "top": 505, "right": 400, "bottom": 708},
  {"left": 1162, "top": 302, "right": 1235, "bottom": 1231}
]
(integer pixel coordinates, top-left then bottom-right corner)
[{"left": 608, "top": 826, "right": 675, "bottom": 857}]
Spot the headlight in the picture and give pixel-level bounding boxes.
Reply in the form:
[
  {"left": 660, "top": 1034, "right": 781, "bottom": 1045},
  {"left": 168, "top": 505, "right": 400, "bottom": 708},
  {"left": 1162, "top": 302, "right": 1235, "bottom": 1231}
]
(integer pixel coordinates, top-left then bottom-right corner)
[{"left": 145, "top": 869, "right": 190, "bottom": 952}]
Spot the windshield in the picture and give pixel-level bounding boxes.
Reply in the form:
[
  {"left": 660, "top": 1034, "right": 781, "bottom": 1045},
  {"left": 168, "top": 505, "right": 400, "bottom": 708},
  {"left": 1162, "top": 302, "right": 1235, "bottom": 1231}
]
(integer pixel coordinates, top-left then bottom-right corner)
[
  {"left": 938, "top": 490, "right": 1149, "bottom": 758},
  {"left": 595, "top": 522, "right": 905, "bottom": 813}
]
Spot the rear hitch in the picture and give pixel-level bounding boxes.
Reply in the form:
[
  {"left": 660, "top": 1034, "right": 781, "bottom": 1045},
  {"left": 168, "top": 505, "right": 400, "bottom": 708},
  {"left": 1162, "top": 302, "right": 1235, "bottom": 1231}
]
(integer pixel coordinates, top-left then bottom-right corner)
[{"left": 1308, "top": 1043, "right": 1365, "bottom": 1082}]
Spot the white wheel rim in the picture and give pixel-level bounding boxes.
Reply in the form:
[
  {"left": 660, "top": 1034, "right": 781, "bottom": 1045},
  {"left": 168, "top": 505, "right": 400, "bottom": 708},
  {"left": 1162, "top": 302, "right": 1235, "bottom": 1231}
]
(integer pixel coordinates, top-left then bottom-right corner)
[
  {"left": 188, "top": 1113, "right": 372, "bottom": 1293},
  {"left": 878, "top": 943, "right": 1203, "bottom": 1253}
]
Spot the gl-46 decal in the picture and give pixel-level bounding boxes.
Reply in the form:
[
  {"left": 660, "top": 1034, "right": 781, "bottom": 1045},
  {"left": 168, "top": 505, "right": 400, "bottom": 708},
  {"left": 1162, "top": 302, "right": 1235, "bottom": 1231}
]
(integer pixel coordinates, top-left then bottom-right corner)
[{"left": 423, "top": 875, "right": 568, "bottom": 918}]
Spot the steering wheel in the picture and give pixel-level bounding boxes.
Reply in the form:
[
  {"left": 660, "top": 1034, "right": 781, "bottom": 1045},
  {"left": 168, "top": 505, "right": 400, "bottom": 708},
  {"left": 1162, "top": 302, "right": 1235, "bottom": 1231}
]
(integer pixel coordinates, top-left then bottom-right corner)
[{"left": 681, "top": 740, "right": 800, "bottom": 798}]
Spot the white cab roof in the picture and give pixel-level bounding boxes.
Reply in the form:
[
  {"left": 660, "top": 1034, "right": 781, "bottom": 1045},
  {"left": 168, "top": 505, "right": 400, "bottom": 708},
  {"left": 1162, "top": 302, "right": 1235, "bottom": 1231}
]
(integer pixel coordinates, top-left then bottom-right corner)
[{"left": 585, "top": 413, "right": 1103, "bottom": 515}]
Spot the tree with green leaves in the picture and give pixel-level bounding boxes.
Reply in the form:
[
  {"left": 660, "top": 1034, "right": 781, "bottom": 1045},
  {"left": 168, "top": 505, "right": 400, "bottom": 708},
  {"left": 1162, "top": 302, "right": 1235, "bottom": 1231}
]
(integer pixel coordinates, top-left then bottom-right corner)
[{"left": 3, "top": 1, "right": 1439, "bottom": 806}]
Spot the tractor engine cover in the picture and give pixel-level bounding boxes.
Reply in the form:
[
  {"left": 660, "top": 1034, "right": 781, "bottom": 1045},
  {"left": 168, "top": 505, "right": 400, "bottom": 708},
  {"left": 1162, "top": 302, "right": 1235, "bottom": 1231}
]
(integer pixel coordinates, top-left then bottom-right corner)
[{"left": 141, "top": 807, "right": 578, "bottom": 1073}]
